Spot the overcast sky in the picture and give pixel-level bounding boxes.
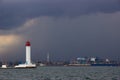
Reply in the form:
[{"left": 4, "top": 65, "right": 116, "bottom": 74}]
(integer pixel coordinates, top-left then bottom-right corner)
[{"left": 0, "top": 0, "right": 120, "bottom": 62}]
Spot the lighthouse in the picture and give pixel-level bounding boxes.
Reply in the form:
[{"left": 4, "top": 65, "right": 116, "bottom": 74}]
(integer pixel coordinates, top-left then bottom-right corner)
[
  {"left": 14, "top": 41, "right": 36, "bottom": 68},
  {"left": 26, "top": 41, "right": 31, "bottom": 64}
]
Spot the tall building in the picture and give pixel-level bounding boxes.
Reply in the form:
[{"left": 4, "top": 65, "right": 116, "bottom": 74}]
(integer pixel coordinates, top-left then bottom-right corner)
[{"left": 47, "top": 52, "right": 50, "bottom": 63}]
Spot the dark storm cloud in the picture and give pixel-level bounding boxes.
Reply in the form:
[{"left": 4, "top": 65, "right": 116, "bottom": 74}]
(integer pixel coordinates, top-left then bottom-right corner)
[
  {"left": 0, "top": 0, "right": 120, "bottom": 30},
  {"left": 18, "top": 15, "right": 120, "bottom": 61}
]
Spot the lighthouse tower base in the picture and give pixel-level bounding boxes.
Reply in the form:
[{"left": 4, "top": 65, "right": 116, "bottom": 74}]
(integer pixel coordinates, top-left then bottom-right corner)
[{"left": 14, "top": 63, "right": 36, "bottom": 68}]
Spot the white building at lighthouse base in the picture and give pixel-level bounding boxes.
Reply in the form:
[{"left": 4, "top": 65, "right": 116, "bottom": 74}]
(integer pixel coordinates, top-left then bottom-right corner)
[{"left": 14, "top": 63, "right": 36, "bottom": 68}]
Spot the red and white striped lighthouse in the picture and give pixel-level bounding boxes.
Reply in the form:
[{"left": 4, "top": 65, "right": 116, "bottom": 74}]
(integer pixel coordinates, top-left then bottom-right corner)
[{"left": 26, "top": 41, "right": 31, "bottom": 64}]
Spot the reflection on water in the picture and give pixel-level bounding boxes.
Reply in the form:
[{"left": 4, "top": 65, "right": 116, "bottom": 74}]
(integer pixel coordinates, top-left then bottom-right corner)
[{"left": 0, "top": 67, "right": 120, "bottom": 80}]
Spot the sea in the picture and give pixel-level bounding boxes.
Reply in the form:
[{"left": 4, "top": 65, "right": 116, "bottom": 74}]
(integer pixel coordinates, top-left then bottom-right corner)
[{"left": 0, "top": 66, "right": 120, "bottom": 80}]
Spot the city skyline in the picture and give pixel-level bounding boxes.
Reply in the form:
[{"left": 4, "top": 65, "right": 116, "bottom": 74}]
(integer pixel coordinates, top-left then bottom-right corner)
[{"left": 0, "top": 0, "right": 120, "bottom": 61}]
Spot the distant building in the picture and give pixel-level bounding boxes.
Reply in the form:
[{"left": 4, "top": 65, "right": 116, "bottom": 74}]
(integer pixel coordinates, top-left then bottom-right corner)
[
  {"left": 77, "top": 57, "right": 86, "bottom": 64},
  {"left": 90, "top": 58, "right": 96, "bottom": 62}
]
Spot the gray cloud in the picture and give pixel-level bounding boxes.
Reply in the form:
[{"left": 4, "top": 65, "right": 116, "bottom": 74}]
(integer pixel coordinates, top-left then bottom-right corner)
[
  {"left": 17, "top": 15, "right": 120, "bottom": 61},
  {"left": 1, "top": 10, "right": 120, "bottom": 61},
  {"left": 0, "top": 0, "right": 120, "bottom": 30},
  {"left": 0, "top": 0, "right": 120, "bottom": 61}
]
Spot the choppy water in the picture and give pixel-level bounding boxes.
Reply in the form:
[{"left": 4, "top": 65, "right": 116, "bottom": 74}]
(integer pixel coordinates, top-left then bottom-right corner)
[{"left": 0, "top": 66, "right": 120, "bottom": 80}]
